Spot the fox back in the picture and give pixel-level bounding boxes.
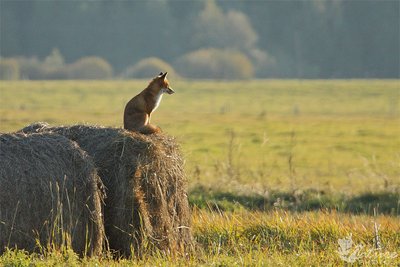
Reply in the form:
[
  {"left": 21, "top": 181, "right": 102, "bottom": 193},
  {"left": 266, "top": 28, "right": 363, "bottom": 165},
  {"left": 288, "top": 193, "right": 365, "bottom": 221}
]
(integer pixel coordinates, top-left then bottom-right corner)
[{"left": 123, "top": 72, "right": 174, "bottom": 134}]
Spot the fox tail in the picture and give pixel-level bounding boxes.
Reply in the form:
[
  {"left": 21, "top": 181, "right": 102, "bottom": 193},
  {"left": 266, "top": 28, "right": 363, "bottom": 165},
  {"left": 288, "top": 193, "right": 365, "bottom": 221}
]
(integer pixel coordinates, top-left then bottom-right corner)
[{"left": 138, "top": 124, "right": 161, "bottom": 135}]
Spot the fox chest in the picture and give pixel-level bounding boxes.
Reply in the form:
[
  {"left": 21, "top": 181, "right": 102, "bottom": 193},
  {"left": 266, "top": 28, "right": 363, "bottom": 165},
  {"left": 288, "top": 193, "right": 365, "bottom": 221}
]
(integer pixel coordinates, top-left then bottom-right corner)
[{"left": 148, "top": 92, "right": 163, "bottom": 113}]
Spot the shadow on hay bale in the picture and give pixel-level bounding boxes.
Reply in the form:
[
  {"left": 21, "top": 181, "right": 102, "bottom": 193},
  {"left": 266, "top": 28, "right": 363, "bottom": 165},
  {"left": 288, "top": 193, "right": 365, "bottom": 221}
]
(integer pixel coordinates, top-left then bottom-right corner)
[
  {"left": 0, "top": 132, "right": 104, "bottom": 256},
  {"left": 21, "top": 122, "right": 194, "bottom": 257}
]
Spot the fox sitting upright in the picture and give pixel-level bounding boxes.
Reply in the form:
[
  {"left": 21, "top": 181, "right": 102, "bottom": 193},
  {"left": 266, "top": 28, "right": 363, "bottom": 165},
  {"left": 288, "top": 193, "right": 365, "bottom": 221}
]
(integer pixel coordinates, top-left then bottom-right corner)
[{"left": 123, "top": 72, "right": 174, "bottom": 134}]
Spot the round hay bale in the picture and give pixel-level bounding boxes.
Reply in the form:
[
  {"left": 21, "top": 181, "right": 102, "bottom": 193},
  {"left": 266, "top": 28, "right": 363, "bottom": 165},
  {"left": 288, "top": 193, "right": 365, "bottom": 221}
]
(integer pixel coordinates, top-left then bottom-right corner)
[
  {"left": 20, "top": 123, "right": 194, "bottom": 257},
  {"left": 0, "top": 132, "right": 104, "bottom": 256}
]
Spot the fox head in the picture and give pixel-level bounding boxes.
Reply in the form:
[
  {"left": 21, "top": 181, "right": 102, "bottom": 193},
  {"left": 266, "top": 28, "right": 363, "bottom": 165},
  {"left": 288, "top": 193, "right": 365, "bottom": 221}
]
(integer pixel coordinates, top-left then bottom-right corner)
[{"left": 150, "top": 72, "right": 175, "bottom": 95}]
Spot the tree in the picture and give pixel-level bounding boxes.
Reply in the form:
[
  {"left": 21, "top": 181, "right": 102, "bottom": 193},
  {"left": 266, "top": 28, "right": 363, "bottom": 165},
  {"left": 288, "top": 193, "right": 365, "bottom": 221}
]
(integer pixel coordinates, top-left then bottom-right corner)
[
  {"left": 193, "top": 0, "right": 258, "bottom": 51},
  {"left": 68, "top": 57, "right": 113, "bottom": 80},
  {"left": 43, "top": 48, "right": 64, "bottom": 69},
  {"left": 0, "top": 59, "right": 19, "bottom": 80},
  {"left": 175, "top": 48, "right": 254, "bottom": 79},
  {"left": 122, "top": 57, "right": 177, "bottom": 79}
]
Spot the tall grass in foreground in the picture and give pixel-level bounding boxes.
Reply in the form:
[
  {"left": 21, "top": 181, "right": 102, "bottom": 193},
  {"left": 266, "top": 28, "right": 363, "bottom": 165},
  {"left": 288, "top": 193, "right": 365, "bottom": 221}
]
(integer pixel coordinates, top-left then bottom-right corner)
[
  {"left": 192, "top": 210, "right": 399, "bottom": 265},
  {"left": 1, "top": 210, "right": 399, "bottom": 266}
]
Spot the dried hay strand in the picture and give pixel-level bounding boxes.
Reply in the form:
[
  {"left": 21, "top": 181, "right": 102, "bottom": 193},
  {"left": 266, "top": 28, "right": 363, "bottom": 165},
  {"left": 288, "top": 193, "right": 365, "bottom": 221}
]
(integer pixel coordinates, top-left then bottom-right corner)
[
  {"left": 21, "top": 123, "right": 193, "bottom": 257},
  {"left": 0, "top": 132, "right": 104, "bottom": 256}
]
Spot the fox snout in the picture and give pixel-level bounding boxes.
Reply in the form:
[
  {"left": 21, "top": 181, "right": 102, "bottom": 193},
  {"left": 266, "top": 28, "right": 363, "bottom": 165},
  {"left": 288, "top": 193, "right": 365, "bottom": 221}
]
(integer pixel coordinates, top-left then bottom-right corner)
[{"left": 166, "top": 87, "right": 175, "bottom": 94}]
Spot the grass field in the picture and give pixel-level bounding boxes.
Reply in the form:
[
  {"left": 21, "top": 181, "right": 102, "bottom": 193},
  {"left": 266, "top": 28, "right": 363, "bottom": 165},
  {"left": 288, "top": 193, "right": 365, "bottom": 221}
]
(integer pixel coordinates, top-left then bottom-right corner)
[{"left": 0, "top": 80, "right": 399, "bottom": 265}]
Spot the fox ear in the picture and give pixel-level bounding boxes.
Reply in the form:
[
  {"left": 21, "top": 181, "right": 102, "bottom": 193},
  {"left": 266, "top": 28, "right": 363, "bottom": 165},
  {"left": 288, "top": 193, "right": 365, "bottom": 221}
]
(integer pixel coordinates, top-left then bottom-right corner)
[{"left": 157, "top": 72, "right": 168, "bottom": 80}]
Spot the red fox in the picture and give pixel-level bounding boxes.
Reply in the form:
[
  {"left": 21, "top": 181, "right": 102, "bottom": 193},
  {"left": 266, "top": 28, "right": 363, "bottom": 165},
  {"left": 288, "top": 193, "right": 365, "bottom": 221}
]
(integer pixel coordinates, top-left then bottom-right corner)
[{"left": 123, "top": 72, "right": 174, "bottom": 134}]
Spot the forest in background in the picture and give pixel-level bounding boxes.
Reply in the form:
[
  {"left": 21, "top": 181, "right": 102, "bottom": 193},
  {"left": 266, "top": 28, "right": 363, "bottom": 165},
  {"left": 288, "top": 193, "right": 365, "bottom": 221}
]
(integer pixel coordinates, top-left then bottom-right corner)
[{"left": 0, "top": 0, "right": 399, "bottom": 79}]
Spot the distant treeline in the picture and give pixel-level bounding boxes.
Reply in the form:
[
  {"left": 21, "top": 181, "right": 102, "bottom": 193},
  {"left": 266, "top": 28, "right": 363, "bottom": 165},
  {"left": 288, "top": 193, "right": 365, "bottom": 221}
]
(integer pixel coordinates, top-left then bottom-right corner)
[
  {"left": 1, "top": 0, "right": 398, "bottom": 79},
  {"left": 0, "top": 49, "right": 254, "bottom": 80}
]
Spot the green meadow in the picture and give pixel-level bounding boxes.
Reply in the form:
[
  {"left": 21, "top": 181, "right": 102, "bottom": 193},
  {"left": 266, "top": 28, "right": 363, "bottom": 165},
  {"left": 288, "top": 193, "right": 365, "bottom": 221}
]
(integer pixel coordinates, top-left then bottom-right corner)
[
  {"left": 1, "top": 80, "right": 398, "bottom": 193},
  {"left": 0, "top": 80, "right": 399, "bottom": 265}
]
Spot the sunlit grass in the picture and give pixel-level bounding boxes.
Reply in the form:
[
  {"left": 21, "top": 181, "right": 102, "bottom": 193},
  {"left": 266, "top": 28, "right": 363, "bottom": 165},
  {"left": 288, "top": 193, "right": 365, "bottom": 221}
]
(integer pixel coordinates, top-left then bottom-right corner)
[
  {"left": 1, "top": 210, "right": 399, "bottom": 266},
  {"left": 0, "top": 80, "right": 399, "bottom": 194}
]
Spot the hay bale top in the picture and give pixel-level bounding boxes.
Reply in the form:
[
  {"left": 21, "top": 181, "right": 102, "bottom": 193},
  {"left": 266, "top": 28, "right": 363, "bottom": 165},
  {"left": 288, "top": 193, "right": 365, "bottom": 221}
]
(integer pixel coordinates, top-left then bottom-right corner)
[
  {"left": 20, "top": 123, "right": 183, "bottom": 182},
  {"left": 0, "top": 132, "right": 94, "bottom": 184},
  {"left": 20, "top": 122, "right": 179, "bottom": 152}
]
